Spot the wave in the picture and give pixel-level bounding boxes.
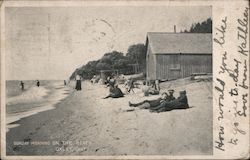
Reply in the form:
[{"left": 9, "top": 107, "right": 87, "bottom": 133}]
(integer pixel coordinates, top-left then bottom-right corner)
[
  {"left": 6, "top": 82, "right": 71, "bottom": 132},
  {"left": 6, "top": 86, "right": 49, "bottom": 106}
]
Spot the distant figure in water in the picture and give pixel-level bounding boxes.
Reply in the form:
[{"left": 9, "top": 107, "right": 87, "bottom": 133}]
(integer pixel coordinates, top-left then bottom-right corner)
[
  {"left": 20, "top": 81, "right": 24, "bottom": 90},
  {"left": 36, "top": 80, "right": 40, "bottom": 87},
  {"left": 64, "top": 80, "right": 67, "bottom": 86},
  {"left": 75, "top": 74, "right": 82, "bottom": 91},
  {"left": 103, "top": 84, "right": 124, "bottom": 99}
]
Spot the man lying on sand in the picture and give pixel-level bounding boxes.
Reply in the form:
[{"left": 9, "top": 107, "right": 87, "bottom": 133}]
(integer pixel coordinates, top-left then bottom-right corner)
[
  {"left": 103, "top": 84, "right": 124, "bottom": 99},
  {"left": 150, "top": 90, "right": 189, "bottom": 113},
  {"left": 128, "top": 90, "right": 175, "bottom": 109}
]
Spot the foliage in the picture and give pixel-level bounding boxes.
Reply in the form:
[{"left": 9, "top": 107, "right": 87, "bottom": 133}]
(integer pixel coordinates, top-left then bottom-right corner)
[
  {"left": 181, "top": 18, "right": 212, "bottom": 33},
  {"left": 126, "top": 44, "right": 146, "bottom": 63},
  {"left": 126, "top": 43, "right": 147, "bottom": 72},
  {"left": 70, "top": 45, "right": 147, "bottom": 80},
  {"left": 70, "top": 18, "right": 212, "bottom": 79}
]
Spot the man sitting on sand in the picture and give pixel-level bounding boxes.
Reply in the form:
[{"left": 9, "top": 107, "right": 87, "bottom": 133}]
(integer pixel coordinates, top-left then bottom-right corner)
[
  {"left": 103, "top": 84, "right": 124, "bottom": 99},
  {"left": 150, "top": 90, "right": 189, "bottom": 113},
  {"left": 167, "top": 89, "right": 176, "bottom": 101},
  {"left": 141, "top": 81, "right": 150, "bottom": 96},
  {"left": 141, "top": 81, "right": 162, "bottom": 96},
  {"left": 128, "top": 91, "right": 174, "bottom": 109}
]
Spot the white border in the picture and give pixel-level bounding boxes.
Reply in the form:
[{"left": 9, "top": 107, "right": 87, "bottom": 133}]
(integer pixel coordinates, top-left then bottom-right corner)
[{"left": 1, "top": 0, "right": 249, "bottom": 159}]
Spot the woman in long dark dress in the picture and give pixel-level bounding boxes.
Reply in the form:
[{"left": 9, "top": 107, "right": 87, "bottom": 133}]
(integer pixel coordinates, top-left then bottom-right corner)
[
  {"left": 103, "top": 84, "right": 124, "bottom": 99},
  {"left": 75, "top": 74, "right": 82, "bottom": 91}
]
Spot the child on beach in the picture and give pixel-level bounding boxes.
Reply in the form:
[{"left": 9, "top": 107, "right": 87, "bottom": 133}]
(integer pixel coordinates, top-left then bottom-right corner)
[
  {"left": 141, "top": 81, "right": 150, "bottom": 96},
  {"left": 125, "top": 78, "right": 135, "bottom": 93}
]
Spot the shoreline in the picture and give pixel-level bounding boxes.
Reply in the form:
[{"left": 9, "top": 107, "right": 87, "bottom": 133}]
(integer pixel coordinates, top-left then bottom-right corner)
[
  {"left": 6, "top": 79, "right": 213, "bottom": 155},
  {"left": 6, "top": 81, "right": 72, "bottom": 132}
]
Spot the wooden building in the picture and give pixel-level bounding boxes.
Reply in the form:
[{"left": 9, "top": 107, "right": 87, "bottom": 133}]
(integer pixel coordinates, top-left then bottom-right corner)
[{"left": 145, "top": 32, "right": 212, "bottom": 80}]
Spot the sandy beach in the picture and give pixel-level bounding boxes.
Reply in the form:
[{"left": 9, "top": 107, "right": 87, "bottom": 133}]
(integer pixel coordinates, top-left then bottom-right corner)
[{"left": 6, "top": 77, "right": 213, "bottom": 156}]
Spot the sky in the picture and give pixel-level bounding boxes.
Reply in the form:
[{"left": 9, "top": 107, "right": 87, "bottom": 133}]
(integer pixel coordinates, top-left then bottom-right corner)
[{"left": 5, "top": 6, "right": 211, "bottom": 80}]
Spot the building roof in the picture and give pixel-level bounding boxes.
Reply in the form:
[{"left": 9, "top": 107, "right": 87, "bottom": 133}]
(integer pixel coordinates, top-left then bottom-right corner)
[{"left": 146, "top": 32, "right": 212, "bottom": 54}]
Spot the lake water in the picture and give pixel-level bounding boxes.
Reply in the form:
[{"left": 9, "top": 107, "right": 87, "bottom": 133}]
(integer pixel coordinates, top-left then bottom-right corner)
[{"left": 5, "top": 80, "right": 72, "bottom": 132}]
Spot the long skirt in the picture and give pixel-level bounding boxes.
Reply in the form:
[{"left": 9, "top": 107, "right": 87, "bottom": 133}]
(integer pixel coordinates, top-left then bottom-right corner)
[{"left": 75, "top": 80, "right": 82, "bottom": 90}]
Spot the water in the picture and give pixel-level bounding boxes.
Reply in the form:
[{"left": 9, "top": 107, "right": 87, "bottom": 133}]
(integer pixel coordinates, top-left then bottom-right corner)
[{"left": 6, "top": 80, "right": 72, "bottom": 132}]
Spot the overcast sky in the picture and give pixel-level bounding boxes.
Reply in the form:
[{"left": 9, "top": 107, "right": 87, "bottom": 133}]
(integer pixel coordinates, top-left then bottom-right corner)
[{"left": 5, "top": 6, "right": 211, "bottom": 80}]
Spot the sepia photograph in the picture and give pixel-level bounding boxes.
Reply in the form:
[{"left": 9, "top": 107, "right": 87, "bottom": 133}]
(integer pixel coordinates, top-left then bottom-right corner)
[
  {"left": 3, "top": 5, "right": 214, "bottom": 156},
  {"left": 1, "top": 0, "right": 249, "bottom": 159}
]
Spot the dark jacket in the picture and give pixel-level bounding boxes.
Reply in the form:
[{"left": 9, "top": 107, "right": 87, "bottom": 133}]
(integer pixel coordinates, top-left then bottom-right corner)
[
  {"left": 110, "top": 87, "right": 124, "bottom": 98},
  {"left": 150, "top": 95, "right": 189, "bottom": 112}
]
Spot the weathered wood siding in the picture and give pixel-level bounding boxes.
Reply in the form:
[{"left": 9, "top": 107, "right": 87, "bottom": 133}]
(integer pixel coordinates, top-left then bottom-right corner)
[
  {"left": 154, "top": 54, "right": 212, "bottom": 80},
  {"left": 146, "top": 45, "right": 156, "bottom": 80},
  {"left": 180, "top": 54, "right": 212, "bottom": 78}
]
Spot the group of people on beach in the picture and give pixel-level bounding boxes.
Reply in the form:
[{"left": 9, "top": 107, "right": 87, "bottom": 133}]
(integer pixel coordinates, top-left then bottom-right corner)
[
  {"left": 129, "top": 89, "right": 189, "bottom": 113},
  {"left": 74, "top": 73, "right": 189, "bottom": 113},
  {"left": 100, "top": 74, "right": 189, "bottom": 112}
]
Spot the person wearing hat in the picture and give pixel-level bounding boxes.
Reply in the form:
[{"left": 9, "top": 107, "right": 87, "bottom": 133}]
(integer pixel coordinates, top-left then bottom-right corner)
[
  {"left": 150, "top": 90, "right": 189, "bottom": 112},
  {"left": 128, "top": 92, "right": 170, "bottom": 109},
  {"left": 167, "top": 89, "right": 176, "bottom": 101}
]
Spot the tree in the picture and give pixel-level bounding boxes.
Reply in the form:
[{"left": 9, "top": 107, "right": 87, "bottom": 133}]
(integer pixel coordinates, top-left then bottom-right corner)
[
  {"left": 70, "top": 44, "right": 147, "bottom": 80},
  {"left": 96, "top": 62, "right": 111, "bottom": 70},
  {"left": 126, "top": 43, "right": 147, "bottom": 73},
  {"left": 113, "top": 58, "right": 130, "bottom": 69},
  {"left": 183, "top": 18, "right": 212, "bottom": 33}
]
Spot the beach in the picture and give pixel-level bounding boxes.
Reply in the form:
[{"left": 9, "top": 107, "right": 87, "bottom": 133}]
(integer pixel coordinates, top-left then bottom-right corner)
[{"left": 6, "top": 77, "right": 213, "bottom": 155}]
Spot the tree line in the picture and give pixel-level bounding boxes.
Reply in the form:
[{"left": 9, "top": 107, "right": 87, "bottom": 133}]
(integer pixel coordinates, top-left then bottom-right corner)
[
  {"left": 70, "top": 18, "right": 212, "bottom": 80},
  {"left": 70, "top": 44, "right": 147, "bottom": 79},
  {"left": 181, "top": 18, "right": 212, "bottom": 33}
]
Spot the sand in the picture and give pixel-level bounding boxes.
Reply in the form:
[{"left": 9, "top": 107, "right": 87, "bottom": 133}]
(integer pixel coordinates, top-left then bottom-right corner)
[{"left": 6, "top": 77, "right": 213, "bottom": 156}]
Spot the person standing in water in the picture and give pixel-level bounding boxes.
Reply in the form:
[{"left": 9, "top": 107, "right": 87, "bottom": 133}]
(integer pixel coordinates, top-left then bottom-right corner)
[
  {"left": 75, "top": 74, "right": 82, "bottom": 91},
  {"left": 36, "top": 80, "right": 40, "bottom": 87},
  {"left": 20, "top": 81, "right": 24, "bottom": 90}
]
